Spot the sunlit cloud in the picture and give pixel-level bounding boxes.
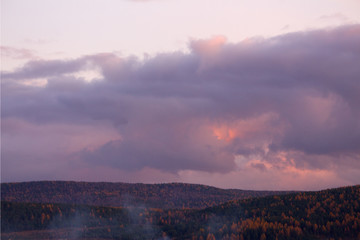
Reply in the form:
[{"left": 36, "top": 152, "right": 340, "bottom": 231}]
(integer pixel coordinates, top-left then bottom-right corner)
[{"left": 2, "top": 24, "right": 360, "bottom": 189}]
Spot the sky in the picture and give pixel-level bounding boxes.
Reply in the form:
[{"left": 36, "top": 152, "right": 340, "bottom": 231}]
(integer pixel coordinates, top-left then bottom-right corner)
[{"left": 1, "top": 0, "right": 360, "bottom": 190}]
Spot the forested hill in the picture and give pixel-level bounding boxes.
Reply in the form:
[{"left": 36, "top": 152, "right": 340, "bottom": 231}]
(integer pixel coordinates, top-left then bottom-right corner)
[
  {"left": 185, "top": 184, "right": 360, "bottom": 239},
  {"left": 1, "top": 185, "right": 359, "bottom": 239},
  {"left": 1, "top": 181, "right": 291, "bottom": 209}
]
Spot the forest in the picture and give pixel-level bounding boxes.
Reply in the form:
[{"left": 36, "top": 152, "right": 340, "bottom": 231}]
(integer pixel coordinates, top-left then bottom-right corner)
[
  {"left": 1, "top": 181, "right": 291, "bottom": 209},
  {"left": 1, "top": 183, "right": 360, "bottom": 240}
]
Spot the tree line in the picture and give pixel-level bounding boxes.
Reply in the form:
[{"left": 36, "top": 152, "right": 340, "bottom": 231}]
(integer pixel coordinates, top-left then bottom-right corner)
[{"left": 2, "top": 185, "right": 359, "bottom": 239}]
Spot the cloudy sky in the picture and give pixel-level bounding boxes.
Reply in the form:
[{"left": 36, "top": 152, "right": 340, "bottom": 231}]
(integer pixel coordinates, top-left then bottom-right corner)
[{"left": 1, "top": 0, "right": 360, "bottom": 190}]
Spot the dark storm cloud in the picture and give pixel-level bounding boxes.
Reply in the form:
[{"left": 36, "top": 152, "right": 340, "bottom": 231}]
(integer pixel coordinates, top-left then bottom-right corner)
[{"left": 2, "top": 24, "right": 360, "bottom": 173}]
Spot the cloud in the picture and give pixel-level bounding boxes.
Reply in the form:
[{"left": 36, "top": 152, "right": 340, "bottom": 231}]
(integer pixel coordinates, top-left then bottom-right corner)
[
  {"left": 0, "top": 46, "right": 37, "bottom": 59},
  {"left": 2, "top": 58, "right": 87, "bottom": 80},
  {"left": 319, "top": 13, "right": 349, "bottom": 23},
  {"left": 2, "top": 24, "right": 360, "bottom": 186}
]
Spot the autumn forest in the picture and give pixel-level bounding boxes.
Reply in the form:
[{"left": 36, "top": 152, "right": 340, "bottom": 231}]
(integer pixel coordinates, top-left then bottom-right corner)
[{"left": 1, "top": 182, "right": 360, "bottom": 239}]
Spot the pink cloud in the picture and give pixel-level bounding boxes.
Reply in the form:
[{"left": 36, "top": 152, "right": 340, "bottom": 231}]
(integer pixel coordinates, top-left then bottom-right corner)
[
  {"left": 2, "top": 24, "right": 360, "bottom": 189},
  {"left": 1, "top": 46, "right": 36, "bottom": 59},
  {"left": 178, "top": 166, "right": 351, "bottom": 191}
]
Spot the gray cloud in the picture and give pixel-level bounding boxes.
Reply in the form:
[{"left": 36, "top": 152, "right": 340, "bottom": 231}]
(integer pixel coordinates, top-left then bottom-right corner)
[{"left": 2, "top": 24, "right": 360, "bottom": 176}]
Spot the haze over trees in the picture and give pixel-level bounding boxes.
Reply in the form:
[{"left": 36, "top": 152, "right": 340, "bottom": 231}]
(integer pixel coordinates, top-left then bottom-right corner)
[{"left": 1, "top": 182, "right": 359, "bottom": 240}]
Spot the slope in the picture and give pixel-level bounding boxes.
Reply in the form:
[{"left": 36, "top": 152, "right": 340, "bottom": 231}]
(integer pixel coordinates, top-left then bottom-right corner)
[{"left": 1, "top": 181, "right": 291, "bottom": 209}]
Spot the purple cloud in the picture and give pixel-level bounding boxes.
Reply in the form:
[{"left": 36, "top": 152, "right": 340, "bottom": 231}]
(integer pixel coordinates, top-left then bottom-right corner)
[
  {"left": 2, "top": 58, "right": 87, "bottom": 80},
  {"left": 2, "top": 24, "right": 360, "bottom": 183}
]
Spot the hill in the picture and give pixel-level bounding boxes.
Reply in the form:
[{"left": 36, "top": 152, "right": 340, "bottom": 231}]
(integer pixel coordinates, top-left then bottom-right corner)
[
  {"left": 1, "top": 181, "right": 291, "bottom": 209},
  {"left": 192, "top": 184, "right": 360, "bottom": 239},
  {"left": 1, "top": 185, "right": 360, "bottom": 239}
]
